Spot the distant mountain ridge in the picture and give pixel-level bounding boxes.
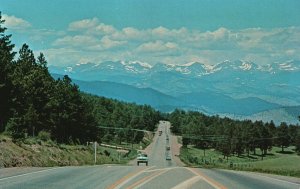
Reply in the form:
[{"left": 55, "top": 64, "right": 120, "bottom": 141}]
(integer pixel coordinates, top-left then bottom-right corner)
[
  {"left": 52, "top": 73, "right": 282, "bottom": 115},
  {"left": 51, "top": 73, "right": 184, "bottom": 109},
  {"left": 50, "top": 59, "right": 300, "bottom": 124},
  {"left": 50, "top": 59, "right": 300, "bottom": 76}
]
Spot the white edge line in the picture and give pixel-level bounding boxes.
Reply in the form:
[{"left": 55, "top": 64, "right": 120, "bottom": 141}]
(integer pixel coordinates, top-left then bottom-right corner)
[
  {"left": 217, "top": 169, "right": 300, "bottom": 186},
  {"left": 243, "top": 171, "right": 300, "bottom": 186},
  {"left": 0, "top": 167, "right": 66, "bottom": 181}
]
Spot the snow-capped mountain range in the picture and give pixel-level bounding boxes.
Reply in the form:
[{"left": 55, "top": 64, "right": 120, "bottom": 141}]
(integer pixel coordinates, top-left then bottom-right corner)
[
  {"left": 54, "top": 59, "right": 300, "bottom": 76},
  {"left": 49, "top": 59, "right": 300, "bottom": 124}
]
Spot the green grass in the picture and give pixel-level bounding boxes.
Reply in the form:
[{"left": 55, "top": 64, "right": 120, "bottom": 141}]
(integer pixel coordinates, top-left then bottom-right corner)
[
  {"left": 97, "top": 146, "right": 137, "bottom": 164},
  {"left": 249, "top": 156, "right": 300, "bottom": 177},
  {"left": 0, "top": 136, "right": 137, "bottom": 168},
  {"left": 180, "top": 145, "right": 300, "bottom": 177}
]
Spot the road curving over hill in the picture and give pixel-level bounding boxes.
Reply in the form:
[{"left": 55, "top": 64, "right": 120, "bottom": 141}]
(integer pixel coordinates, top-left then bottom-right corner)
[{"left": 0, "top": 121, "right": 299, "bottom": 189}]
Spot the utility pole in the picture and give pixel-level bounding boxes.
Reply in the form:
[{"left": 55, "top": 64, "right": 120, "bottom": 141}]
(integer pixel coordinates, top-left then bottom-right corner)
[
  {"left": 94, "top": 141, "right": 97, "bottom": 165},
  {"left": 89, "top": 141, "right": 97, "bottom": 165}
]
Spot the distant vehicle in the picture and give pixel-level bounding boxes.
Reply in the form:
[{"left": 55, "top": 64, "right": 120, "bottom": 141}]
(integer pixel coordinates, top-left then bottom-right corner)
[
  {"left": 137, "top": 153, "right": 148, "bottom": 166},
  {"left": 159, "top": 130, "right": 162, "bottom": 136},
  {"left": 166, "top": 154, "right": 171, "bottom": 160},
  {"left": 166, "top": 146, "right": 170, "bottom": 150}
]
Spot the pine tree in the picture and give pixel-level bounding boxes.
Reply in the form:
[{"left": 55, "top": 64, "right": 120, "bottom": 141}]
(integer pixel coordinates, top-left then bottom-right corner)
[
  {"left": 276, "top": 122, "right": 290, "bottom": 152},
  {"left": 0, "top": 12, "right": 16, "bottom": 131},
  {"left": 295, "top": 128, "right": 300, "bottom": 154}
]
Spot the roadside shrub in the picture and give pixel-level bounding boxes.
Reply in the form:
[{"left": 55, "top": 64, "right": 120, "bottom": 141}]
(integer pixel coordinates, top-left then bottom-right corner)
[
  {"left": 104, "top": 150, "right": 110, "bottom": 157},
  {"left": 6, "top": 117, "right": 25, "bottom": 139},
  {"left": 23, "top": 137, "right": 36, "bottom": 145},
  {"left": 38, "top": 131, "right": 51, "bottom": 141}
]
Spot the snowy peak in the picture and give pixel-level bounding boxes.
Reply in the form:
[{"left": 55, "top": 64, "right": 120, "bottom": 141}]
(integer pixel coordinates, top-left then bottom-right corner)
[
  {"left": 66, "top": 62, "right": 98, "bottom": 73},
  {"left": 64, "top": 61, "right": 152, "bottom": 74},
  {"left": 213, "top": 60, "right": 259, "bottom": 72},
  {"left": 124, "top": 61, "right": 152, "bottom": 73},
  {"left": 152, "top": 62, "right": 209, "bottom": 76},
  {"left": 275, "top": 60, "right": 299, "bottom": 71},
  {"left": 259, "top": 60, "right": 300, "bottom": 73},
  {"left": 239, "top": 62, "right": 256, "bottom": 70},
  {"left": 128, "top": 61, "right": 152, "bottom": 69},
  {"left": 152, "top": 63, "right": 176, "bottom": 72},
  {"left": 177, "top": 62, "right": 208, "bottom": 76}
]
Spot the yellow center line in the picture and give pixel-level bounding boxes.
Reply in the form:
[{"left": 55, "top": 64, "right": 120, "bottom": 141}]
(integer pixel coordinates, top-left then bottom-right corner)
[
  {"left": 125, "top": 169, "right": 168, "bottom": 189},
  {"left": 186, "top": 168, "right": 228, "bottom": 189},
  {"left": 171, "top": 176, "right": 202, "bottom": 189},
  {"left": 106, "top": 166, "right": 154, "bottom": 189}
]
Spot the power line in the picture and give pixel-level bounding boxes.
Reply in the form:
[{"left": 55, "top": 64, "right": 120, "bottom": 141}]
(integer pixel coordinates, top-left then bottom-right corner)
[
  {"left": 97, "top": 126, "right": 153, "bottom": 133},
  {"left": 181, "top": 134, "right": 286, "bottom": 142}
]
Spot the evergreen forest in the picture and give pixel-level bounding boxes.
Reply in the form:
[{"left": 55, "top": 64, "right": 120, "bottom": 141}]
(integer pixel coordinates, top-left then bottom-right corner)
[{"left": 0, "top": 12, "right": 161, "bottom": 145}]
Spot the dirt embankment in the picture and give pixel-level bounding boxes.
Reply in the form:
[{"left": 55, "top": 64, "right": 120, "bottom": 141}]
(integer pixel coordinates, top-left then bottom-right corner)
[{"left": 0, "top": 136, "right": 116, "bottom": 168}]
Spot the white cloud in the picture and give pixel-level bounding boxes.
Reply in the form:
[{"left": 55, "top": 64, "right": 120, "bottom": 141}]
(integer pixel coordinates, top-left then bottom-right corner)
[
  {"left": 93, "top": 23, "right": 115, "bottom": 35},
  {"left": 117, "top": 27, "right": 146, "bottom": 40},
  {"left": 152, "top": 26, "right": 169, "bottom": 37},
  {"left": 53, "top": 35, "right": 98, "bottom": 47},
  {"left": 34, "top": 17, "right": 300, "bottom": 66},
  {"left": 151, "top": 26, "right": 188, "bottom": 40},
  {"left": 68, "top": 17, "right": 99, "bottom": 31},
  {"left": 165, "top": 42, "right": 177, "bottom": 49},
  {"left": 3, "top": 14, "right": 299, "bottom": 67},
  {"left": 100, "top": 36, "right": 126, "bottom": 49},
  {"left": 207, "top": 27, "right": 230, "bottom": 40},
  {"left": 53, "top": 34, "right": 126, "bottom": 51},
  {"left": 136, "top": 41, "right": 178, "bottom": 53},
  {"left": 68, "top": 17, "right": 116, "bottom": 35},
  {"left": 2, "top": 14, "right": 31, "bottom": 30}
]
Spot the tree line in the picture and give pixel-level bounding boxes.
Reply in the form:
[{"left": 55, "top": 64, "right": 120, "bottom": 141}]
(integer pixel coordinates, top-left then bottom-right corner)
[
  {"left": 168, "top": 109, "right": 300, "bottom": 159},
  {"left": 0, "top": 13, "right": 161, "bottom": 144},
  {"left": 83, "top": 94, "right": 161, "bottom": 144}
]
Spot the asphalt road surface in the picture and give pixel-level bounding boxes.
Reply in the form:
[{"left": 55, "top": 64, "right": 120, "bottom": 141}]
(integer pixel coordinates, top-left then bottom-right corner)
[{"left": 0, "top": 121, "right": 299, "bottom": 189}]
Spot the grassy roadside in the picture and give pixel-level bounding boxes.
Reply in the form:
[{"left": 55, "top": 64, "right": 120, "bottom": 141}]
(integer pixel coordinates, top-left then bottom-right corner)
[
  {"left": 0, "top": 126, "right": 155, "bottom": 168},
  {"left": 0, "top": 134, "right": 137, "bottom": 168},
  {"left": 180, "top": 145, "right": 300, "bottom": 177}
]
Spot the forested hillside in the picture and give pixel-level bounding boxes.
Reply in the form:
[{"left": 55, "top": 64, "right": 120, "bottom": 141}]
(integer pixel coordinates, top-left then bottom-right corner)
[
  {"left": 168, "top": 110, "right": 300, "bottom": 158},
  {"left": 0, "top": 13, "right": 161, "bottom": 145}
]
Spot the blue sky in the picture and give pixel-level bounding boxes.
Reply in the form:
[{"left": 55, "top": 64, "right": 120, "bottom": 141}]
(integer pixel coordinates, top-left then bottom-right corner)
[{"left": 1, "top": 0, "right": 300, "bottom": 66}]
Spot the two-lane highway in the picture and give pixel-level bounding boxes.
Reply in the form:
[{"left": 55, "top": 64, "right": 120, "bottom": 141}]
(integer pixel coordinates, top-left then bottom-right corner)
[
  {"left": 143, "top": 121, "right": 176, "bottom": 167},
  {"left": 0, "top": 121, "right": 299, "bottom": 189}
]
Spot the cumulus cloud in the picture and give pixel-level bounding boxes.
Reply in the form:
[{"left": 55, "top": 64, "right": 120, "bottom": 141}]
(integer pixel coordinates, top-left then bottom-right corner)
[
  {"left": 100, "top": 36, "right": 127, "bottom": 49},
  {"left": 68, "top": 17, "right": 116, "bottom": 35},
  {"left": 37, "top": 17, "right": 300, "bottom": 66},
  {"left": 2, "top": 14, "right": 31, "bottom": 30},
  {"left": 136, "top": 41, "right": 178, "bottom": 53},
  {"left": 114, "top": 27, "right": 147, "bottom": 40},
  {"left": 53, "top": 35, "right": 98, "bottom": 47},
  {"left": 214, "top": 27, "right": 230, "bottom": 39},
  {"left": 53, "top": 34, "right": 126, "bottom": 51},
  {"left": 68, "top": 17, "right": 99, "bottom": 31},
  {"left": 152, "top": 26, "right": 170, "bottom": 37}
]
